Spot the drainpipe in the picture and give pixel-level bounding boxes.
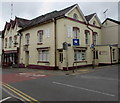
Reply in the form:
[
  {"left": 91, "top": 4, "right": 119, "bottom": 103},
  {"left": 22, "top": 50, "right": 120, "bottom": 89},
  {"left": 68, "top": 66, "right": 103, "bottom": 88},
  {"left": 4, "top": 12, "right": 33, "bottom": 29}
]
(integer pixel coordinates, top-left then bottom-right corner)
[
  {"left": 87, "top": 24, "right": 95, "bottom": 68},
  {"left": 53, "top": 18, "right": 57, "bottom": 70},
  {"left": 110, "top": 46, "right": 112, "bottom": 64},
  {"left": 17, "top": 31, "right": 22, "bottom": 67}
]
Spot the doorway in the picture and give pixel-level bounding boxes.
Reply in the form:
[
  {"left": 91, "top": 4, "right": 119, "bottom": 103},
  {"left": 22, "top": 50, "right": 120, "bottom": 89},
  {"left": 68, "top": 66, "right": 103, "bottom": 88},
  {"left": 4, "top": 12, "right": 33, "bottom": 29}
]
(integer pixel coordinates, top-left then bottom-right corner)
[
  {"left": 58, "top": 50, "right": 63, "bottom": 70},
  {"left": 25, "top": 51, "right": 29, "bottom": 67}
]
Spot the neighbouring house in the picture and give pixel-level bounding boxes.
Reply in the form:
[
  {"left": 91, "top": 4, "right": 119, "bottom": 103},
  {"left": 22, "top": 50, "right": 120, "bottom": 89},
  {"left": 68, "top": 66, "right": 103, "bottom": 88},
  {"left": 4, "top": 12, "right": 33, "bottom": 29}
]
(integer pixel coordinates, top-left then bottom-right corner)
[
  {"left": 1, "top": 17, "right": 30, "bottom": 67},
  {"left": 1, "top": 4, "right": 119, "bottom": 70},
  {"left": 102, "top": 18, "right": 120, "bottom": 63}
]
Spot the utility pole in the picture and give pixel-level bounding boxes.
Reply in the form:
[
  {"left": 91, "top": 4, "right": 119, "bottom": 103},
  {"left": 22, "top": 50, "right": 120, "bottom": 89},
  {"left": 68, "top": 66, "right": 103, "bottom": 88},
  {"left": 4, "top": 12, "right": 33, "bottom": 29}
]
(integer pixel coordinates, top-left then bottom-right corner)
[{"left": 11, "top": 2, "right": 13, "bottom": 19}]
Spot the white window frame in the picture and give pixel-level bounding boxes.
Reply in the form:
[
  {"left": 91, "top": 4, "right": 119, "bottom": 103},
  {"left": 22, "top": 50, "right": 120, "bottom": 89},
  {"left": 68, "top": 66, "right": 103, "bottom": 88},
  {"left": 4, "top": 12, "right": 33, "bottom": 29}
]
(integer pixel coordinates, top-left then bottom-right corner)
[
  {"left": 25, "top": 34, "right": 30, "bottom": 45},
  {"left": 93, "top": 32, "right": 97, "bottom": 45},
  {"left": 5, "top": 38, "right": 7, "bottom": 48},
  {"left": 38, "top": 50, "right": 49, "bottom": 62},
  {"left": 73, "top": 27, "right": 79, "bottom": 39},
  {"left": 9, "top": 37, "right": 12, "bottom": 48},
  {"left": 74, "top": 50, "right": 86, "bottom": 61},
  {"left": 38, "top": 30, "right": 43, "bottom": 43},
  {"left": 73, "top": 13, "right": 78, "bottom": 20},
  {"left": 85, "top": 30, "right": 90, "bottom": 45}
]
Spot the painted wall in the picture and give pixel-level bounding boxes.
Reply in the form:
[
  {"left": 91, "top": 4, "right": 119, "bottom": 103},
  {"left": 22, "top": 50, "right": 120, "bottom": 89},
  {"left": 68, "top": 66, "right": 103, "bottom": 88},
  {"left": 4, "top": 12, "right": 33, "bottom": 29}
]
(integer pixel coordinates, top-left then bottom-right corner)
[
  {"left": 102, "top": 20, "right": 119, "bottom": 45},
  {"left": 20, "top": 22, "right": 55, "bottom": 67}
]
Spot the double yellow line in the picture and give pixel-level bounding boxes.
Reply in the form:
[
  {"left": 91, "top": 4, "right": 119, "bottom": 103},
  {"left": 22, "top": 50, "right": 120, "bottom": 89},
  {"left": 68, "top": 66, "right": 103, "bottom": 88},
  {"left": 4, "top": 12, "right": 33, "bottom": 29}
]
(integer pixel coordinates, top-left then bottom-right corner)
[{"left": 1, "top": 82, "right": 41, "bottom": 103}]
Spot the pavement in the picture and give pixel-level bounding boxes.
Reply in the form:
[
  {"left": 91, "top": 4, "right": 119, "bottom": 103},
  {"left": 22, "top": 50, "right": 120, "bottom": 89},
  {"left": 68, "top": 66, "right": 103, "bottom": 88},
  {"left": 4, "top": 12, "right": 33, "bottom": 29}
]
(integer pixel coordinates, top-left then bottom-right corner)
[{"left": 0, "top": 64, "right": 119, "bottom": 102}]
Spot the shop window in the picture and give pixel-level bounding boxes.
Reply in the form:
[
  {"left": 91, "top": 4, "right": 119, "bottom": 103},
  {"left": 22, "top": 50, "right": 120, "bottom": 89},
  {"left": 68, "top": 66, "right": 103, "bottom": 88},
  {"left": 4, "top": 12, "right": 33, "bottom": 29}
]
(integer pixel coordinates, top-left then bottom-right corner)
[
  {"left": 38, "top": 50, "right": 49, "bottom": 62},
  {"left": 74, "top": 50, "right": 86, "bottom": 61}
]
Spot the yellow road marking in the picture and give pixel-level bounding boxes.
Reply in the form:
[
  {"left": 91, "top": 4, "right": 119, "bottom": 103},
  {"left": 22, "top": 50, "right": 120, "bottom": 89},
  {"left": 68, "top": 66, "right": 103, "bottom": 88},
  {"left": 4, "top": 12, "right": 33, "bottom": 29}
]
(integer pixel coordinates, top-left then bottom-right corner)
[
  {"left": 2, "top": 82, "right": 41, "bottom": 103},
  {"left": 2, "top": 84, "right": 32, "bottom": 102}
]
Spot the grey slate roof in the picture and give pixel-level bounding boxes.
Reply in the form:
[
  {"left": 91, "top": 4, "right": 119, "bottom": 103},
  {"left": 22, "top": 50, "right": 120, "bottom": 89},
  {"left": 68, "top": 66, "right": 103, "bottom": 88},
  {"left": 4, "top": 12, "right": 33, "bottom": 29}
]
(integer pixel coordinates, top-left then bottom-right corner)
[
  {"left": 21, "top": 4, "right": 77, "bottom": 31},
  {"left": 85, "top": 13, "right": 96, "bottom": 22}
]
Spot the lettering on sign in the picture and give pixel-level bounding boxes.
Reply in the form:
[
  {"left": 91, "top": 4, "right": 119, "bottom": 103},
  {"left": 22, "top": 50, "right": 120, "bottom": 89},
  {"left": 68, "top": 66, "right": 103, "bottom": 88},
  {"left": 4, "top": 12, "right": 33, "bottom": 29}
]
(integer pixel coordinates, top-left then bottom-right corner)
[{"left": 99, "top": 51, "right": 108, "bottom": 55}]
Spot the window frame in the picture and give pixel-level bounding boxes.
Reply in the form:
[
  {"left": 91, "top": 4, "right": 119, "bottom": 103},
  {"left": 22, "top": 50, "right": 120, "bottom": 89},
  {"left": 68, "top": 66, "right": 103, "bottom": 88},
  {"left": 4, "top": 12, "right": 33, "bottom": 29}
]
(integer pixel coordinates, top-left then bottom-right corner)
[
  {"left": 9, "top": 37, "right": 12, "bottom": 48},
  {"left": 85, "top": 30, "right": 90, "bottom": 45},
  {"left": 38, "top": 49, "right": 49, "bottom": 62},
  {"left": 38, "top": 30, "right": 43, "bottom": 43},
  {"left": 93, "top": 32, "right": 97, "bottom": 45},
  {"left": 73, "top": 27, "right": 80, "bottom": 39},
  {"left": 73, "top": 13, "right": 78, "bottom": 20},
  {"left": 25, "top": 33, "right": 30, "bottom": 45}
]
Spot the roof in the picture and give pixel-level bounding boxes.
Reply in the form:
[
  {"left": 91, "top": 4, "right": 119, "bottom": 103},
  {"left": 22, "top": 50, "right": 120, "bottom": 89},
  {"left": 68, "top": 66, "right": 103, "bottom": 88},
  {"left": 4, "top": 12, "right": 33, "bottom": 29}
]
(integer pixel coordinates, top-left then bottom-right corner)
[
  {"left": 102, "top": 18, "right": 120, "bottom": 25},
  {"left": 21, "top": 4, "right": 78, "bottom": 31},
  {"left": 85, "top": 13, "right": 96, "bottom": 22}
]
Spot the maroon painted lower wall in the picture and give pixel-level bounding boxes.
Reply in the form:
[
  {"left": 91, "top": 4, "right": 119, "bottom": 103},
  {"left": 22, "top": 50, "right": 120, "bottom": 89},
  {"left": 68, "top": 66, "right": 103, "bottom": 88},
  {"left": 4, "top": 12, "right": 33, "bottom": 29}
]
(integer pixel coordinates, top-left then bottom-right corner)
[{"left": 27, "top": 64, "right": 58, "bottom": 70}]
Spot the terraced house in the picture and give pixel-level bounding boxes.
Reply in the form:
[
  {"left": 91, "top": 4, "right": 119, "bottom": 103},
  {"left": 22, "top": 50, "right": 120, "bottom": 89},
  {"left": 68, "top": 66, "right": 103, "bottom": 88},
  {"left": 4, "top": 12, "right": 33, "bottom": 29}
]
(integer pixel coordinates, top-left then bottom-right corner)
[
  {"left": 1, "top": 17, "right": 30, "bottom": 67},
  {"left": 1, "top": 4, "right": 119, "bottom": 70}
]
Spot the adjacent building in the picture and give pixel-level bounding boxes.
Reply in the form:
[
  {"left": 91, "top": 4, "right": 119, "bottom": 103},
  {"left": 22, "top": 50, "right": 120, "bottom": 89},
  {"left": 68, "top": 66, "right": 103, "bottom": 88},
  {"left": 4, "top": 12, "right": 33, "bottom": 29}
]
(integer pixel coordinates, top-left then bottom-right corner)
[{"left": 1, "top": 4, "right": 119, "bottom": 70}]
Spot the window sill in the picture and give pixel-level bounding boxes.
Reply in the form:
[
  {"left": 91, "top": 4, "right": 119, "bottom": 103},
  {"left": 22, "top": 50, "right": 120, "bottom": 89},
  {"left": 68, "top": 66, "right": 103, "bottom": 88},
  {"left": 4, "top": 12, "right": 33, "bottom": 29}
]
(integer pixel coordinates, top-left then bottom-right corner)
[
  {"left": 74, "top": 60, "right": 87, "bottom": 63},
  {"left": 37, "top": 42, "right": 43, "bottom": 45},
  {"left": 24, "top": 44, "right": 29, "bottom": 46},
  {"left": 37, "top": 61, "right": 49, "bottom": 63}
]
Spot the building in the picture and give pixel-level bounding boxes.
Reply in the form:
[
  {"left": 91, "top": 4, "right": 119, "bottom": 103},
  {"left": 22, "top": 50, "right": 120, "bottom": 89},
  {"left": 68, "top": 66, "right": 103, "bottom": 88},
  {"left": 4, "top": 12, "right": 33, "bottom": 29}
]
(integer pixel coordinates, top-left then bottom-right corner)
[
  {"left": 1, "top": 17, "right": 30, "bottom": 67},
  {"left": 1, "top": 4, "right": 119, "bottom": 70},
  {"left": 102, "top": 18, "right": 120, "bottom": 63}
]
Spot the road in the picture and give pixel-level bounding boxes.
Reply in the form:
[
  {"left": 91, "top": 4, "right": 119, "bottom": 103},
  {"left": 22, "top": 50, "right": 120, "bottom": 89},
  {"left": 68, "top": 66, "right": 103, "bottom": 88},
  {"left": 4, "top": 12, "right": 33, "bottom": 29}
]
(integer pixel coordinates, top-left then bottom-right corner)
[{"left": 1, "top": 64, "right": 119, "bottom": 102}]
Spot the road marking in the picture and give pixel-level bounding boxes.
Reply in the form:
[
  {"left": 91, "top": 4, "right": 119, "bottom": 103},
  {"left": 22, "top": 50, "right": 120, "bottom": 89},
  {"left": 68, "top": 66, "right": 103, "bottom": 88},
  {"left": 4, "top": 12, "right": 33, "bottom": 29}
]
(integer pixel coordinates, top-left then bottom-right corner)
[
  {"left": 53, "top": 81, "right": 116, "bottom": 97},
  {"left": 2, "top": 82, "right": 41, "bottom": 103},
  {"left": 80, "top": 75, "right": 118, "bottom": 81},
  {"left": 0, "top": 97, "right": 11, "bottom": 102}
]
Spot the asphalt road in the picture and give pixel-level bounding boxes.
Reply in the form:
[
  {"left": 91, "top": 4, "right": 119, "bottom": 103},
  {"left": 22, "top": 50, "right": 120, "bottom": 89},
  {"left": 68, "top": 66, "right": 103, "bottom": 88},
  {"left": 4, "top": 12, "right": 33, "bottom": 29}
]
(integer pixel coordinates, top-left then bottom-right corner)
[{"left": 1, "top": 64, "right": 119, "bottom": 102}]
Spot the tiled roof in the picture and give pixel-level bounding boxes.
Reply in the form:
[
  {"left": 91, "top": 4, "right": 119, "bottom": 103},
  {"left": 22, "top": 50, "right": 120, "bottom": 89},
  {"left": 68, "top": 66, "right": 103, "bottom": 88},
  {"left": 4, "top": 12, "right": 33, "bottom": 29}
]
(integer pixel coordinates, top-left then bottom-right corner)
[
  {"left": 102, "top": 18, "right": 120, "bottom": 24},
  {"left": 22, "top": 4, "right": 77, "bottom": 30},
  {"left": 85, "top": 13, "right": 96, "bottom": 22}
]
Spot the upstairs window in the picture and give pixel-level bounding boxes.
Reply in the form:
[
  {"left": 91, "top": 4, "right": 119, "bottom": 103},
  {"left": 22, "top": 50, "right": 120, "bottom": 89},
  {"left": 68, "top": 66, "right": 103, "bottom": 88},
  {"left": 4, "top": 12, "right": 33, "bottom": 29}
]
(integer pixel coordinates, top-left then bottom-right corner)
[
  {"left": 85, "top": 30, "right": 90, "bottom": 45},
  {"left": 73, "top": 13, "right": 78, "bottom": 20},
  {"left": 38, "top": 30, "right": 43, "bottom": 43},
  {"left": 25, "top": 33, "right": 30, "bottom": 45},
  {"left": 73, "top": 27, "right": 80, "bottom": 39},
  {"left": 112, "top": 49, "right": 116, "bottom": 60},
  {"left": 93, "top": 21, "right": 96, "bottom": 26},
  {"left": 5, "top": 38, "right": 7, "bottom": 48},
  {"left": 9, "top": 37, "right": 12, "bottom": 48},
  {"left": 93, "top": 32, "right": 97, "bottom": 45}
]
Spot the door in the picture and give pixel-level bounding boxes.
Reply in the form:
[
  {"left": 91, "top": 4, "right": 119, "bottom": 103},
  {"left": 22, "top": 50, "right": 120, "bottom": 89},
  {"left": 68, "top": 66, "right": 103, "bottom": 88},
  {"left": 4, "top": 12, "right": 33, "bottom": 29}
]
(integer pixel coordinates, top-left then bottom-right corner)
[
  {"left": 93, "top": 50, "right": 99, "bottom": 65},
  {"left": 25, "top": 51, "right": 29, "bottom": 67},
  {"left": 58, "top": 50, "right": 63, "bottom": 70}
]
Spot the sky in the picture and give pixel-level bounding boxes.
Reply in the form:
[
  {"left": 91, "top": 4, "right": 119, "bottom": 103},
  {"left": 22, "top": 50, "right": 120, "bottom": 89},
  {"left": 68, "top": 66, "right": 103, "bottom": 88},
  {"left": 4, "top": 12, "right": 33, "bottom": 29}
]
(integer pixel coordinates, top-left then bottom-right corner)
[{"left": 0, "top": 0, "right": 119, "bottom": 31}]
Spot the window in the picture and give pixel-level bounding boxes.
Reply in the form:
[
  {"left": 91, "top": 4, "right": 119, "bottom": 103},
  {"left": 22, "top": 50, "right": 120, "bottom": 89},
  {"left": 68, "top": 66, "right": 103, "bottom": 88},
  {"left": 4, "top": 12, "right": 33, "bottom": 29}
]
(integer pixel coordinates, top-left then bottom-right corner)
[
  {"left": 73, "top": 27, "right": 79, "bottom": 38},
  {"left": 5, "top": 38, "right": 7, "bottom": 48},
  {"left": 25, "top": 33, "right": 30, "bottom": 45},
  {"left": 112, "top": 49, "right": 116, "bottom": 60},
  {"left": 74, "top": 50, "right": 86, "bottom": 61},
  {"left": 73, "top": 13, "right": 78, "bottom": 20},
  {"left": 38, "top": 30, "right": 43, "bottom": 43},
  {"left": 9, "top": 37, "right": 12, "bottom": 48},
  {"left": 14, "top": 35, "right": 17, "bottom": 43},
  {"left": 93, "top": 32, "right": 97, "bottom": 45},
  {"left": 85, "top": 30, "right": 90, "bottom": 45},
  {"left": 93, "top": 21, "right": 96, "bottom": 25},
  {"left": 38, "top": 50, "right": 49, "bottom": 62}
]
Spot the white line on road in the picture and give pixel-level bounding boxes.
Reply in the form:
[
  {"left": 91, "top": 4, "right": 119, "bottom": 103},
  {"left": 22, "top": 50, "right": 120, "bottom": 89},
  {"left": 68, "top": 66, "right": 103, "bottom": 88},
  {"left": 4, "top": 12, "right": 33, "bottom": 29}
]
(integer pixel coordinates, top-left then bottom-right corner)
[
  {"left": 0, "top": 97, "right": 11, "bottom": 102},
  {"left": 52, "top": 81, "right": 116, "bottom": 97},
  {"left": 80, "top": 75, "right": 118, "bottom": 81}
]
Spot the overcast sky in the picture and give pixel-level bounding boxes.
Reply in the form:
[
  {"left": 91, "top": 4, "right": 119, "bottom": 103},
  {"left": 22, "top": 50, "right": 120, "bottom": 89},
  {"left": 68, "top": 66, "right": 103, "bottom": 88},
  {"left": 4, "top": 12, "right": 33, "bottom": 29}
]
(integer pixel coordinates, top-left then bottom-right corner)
[{"left": 0, "top": 0, "right": 119, "bottom": 31}]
